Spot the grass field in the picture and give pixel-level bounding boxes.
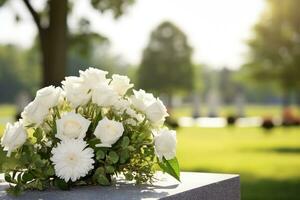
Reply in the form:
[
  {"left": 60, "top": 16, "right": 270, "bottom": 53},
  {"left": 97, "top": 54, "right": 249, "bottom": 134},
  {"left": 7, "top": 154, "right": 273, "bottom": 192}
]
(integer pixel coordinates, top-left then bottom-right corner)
[
  {"left": 177, "top": 127, "right": 300, "bottom": 200},
  {"left": 1, "top": 104, "right": 300, "bottom": 199}
]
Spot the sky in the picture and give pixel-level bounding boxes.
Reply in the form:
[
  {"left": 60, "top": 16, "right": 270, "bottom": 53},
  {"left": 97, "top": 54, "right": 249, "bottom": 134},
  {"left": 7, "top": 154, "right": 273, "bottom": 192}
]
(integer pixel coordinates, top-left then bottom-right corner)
[{"left": 0, "top": 0, "right": 266, "bottom": 69}]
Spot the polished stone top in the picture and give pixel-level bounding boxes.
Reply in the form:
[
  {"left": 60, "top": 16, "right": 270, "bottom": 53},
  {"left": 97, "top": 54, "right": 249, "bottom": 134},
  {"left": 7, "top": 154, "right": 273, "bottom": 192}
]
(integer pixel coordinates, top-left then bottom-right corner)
[{"left": 0, "top": 172, "right": 240, "bottom": 200}]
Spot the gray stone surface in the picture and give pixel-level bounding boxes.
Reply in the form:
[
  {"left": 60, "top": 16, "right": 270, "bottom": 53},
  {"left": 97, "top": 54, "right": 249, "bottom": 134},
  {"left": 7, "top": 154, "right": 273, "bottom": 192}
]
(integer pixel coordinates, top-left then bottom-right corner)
[{"left": 0, "top": 172, "right": 240, "bottom": 200}]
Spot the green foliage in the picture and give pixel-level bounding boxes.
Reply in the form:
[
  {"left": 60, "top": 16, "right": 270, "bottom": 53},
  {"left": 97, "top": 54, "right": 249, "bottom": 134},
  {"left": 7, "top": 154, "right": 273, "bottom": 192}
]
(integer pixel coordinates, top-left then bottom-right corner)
[
  {"left": 54, "top": 179, "right": 70, "bottom": 190},
  {"left": 138, "top": 21, "right": 194, "bottom": 96},
  {"left": 158, "top": 157, "right": 180, "bottom": 182},
  {"left": 0, "top": 0, "right": 7, "bottom": 6},
  {"left": 245, "top": 0, "right": 300, "bottom": 93},
  {"left": 90, "top": 0, "right": 135, "bottom": 18},
  {"left": 0, "top": 45, "right": 40, "bottom": 102}
]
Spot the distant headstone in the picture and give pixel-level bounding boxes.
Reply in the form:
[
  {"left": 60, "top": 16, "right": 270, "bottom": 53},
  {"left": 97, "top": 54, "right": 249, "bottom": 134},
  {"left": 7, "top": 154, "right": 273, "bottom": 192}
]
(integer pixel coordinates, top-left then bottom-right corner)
[
  {"left": 192, "top": 92, "right": 201, "bottom": 118},
  {"left": 0, "top": 172, "right": 240, "bottom": 200},
  {"left": 235, "top": 94, "right": 245, "bottom": 118},
  {"left": 207, "top": 90, "right": 220, "bottom": 117}
]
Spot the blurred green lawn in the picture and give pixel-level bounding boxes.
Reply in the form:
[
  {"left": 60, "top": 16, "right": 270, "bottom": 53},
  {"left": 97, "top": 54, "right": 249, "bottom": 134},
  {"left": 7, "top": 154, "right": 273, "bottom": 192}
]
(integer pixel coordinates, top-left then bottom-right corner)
[
  {"left": 177, "top": 127, "right": 300, "bottom": 200},
  {"left": 1, "top": 104, "right": 300, "bottom": 199}
]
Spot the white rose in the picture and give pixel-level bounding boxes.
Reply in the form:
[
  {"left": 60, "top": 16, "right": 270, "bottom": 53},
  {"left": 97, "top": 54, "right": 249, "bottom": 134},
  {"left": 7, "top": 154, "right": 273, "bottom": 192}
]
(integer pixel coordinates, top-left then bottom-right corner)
[
  {"left": 125, "top": 118, "right": 137, "bottom": 126},
  {"left": 145, "top": 98, "right": 169, "bottom": 124},
  {"left": 36, "top": 86, "right": 62, "bottom": 108},
  {"left": 80, "top": 67, "right": 110, "bottom": 90},
  {"left": 92, "top": 84, "right": 119, "bottom": 107},
  {"left": 21, "top": 99, "right": 49, "bottom": 126},
  {"left": 130, "top": 89, "right": 156, "bottom": 112},
  {"left": 110, "top": 74, "right": 133, "bottom": 96},
  {"left": 56, "top": 112, "right": 91, "bottom": 140},
  {"left": 62, "top": 76, "right": 90, "bottom": 108},
  {"left": 113, "top": 99, "right": 131, "bottom": 113},
  {"left": 154, "top": 128, "right": 177, "bottom": 161},
  {"left": 125, "top": 108, "right": 145, "bottom": 123},
  {"left": 1, "top": 121, "right": 27, "bottom": 157},
  {"left": 94, "top": 117, "right": 124, "bottom": 147}
]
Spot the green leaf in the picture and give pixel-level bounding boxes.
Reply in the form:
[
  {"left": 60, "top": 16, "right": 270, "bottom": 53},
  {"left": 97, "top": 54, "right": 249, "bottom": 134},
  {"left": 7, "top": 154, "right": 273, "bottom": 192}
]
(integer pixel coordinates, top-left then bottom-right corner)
[
  {"left": 6, "top": 184, "right": 23, "bottom": 196},
  {"left": 88, "top": 138, "right": 101, "bottom": 148},
  {"left": 107, "top": 151, "right": 119, "bottom": 164},
  {"left": 121, "top": 136, "right": 130, "bottom": 148},
  {"left": 95, "top": 167, "right": 105, "bottom": 175},
  {"left": 94, "top": 167, "right": 111, "bottom": 185},
  {"left": 46, "top": 167, "right": 55, "bottom": 176},
  {"left": 127, "top": 145, "right": 135, "bottom": 152},
  {"left": 33, "top": 128, "right": 43, "bottom": 143},
  {"left": 124, "top": 172, "right": 133, "bottom": 181},
  {"left": 97, "top": 175, "right": 110, "bottom": 185},
  {"left": 119, "top": 149, "right": 130, "bottom": 164},
  {"left": 17, "top": 173, "right": 22, "bottom": 183},
  {"left": 22, "top": 171, "right": 34, "bottom": 182},
  {"left": 54, "top": 179, "right": 70, "bottom": 190},
  {"left": 96, "top": 149, "right": 105, "bottom": 160},
  {"left": 158, "top": 157, "right": 180, "bottom": 182},
  {"left": 4, "top": 173, "right": 12, "bottom": 183},
  {"left": 105, "top": 165, "right": 115, "bottom": 174}
]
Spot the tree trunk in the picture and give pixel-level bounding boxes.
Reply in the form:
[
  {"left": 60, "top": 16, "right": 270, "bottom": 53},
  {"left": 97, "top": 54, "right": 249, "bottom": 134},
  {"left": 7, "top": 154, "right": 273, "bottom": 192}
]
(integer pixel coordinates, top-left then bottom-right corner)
[{"left": 40, "top": 0, "right": 67, "bottom": 87}]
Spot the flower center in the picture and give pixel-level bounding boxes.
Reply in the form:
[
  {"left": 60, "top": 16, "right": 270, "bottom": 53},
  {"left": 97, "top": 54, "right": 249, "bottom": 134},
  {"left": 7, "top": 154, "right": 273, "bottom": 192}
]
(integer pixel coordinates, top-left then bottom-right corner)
[
  {"left": 66, "top": 153, "right": 78, "bottom": 164},
  {"left": 63, "top": 120, "right": 82, "bottom": 138},
  {"left": 106, "top": 124, "right": 117, "bottom": 135}
]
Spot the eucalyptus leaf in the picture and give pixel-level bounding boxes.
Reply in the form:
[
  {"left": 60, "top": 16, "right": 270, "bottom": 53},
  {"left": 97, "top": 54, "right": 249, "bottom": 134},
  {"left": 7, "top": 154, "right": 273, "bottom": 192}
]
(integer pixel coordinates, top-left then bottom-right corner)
[
  {"left": 121, "top": 136, "right": 130, "bottom": 148},
  {"left": 107, "top": 151, "right": 119, "bottom": 164},
  {"left": 96, "top": 149, "right": 105, "bottom": 160},
  {"left": 54, "top": 179, "right": 70, "bottom": 190},
  {"left": 97, "top": 175, "right": 110, "bottom": 185},
  {"left": 119, "top": 149, "right": 130, "bottom": 164},
  {"left": 105, "top": 165, "right": 115, "bottom": 174}
]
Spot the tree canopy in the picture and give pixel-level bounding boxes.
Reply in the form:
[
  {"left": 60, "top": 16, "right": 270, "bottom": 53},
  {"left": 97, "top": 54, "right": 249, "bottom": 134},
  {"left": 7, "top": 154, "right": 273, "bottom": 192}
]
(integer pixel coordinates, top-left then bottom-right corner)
[
  {"left": 0, "top": 0, "right": 135, "bottom": 86},
  {"left": 245, "top": 0, "right": 300, "bottom": 97},
  {"left": 138, "top": 21, "right": 194, "bottom": 98}
]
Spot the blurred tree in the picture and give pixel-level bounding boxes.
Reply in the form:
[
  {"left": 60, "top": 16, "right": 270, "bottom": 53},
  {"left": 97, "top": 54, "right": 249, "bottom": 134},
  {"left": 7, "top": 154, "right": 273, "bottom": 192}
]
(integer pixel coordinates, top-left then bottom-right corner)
[
  {"left": 245, "top": 0, "right": 300, "bottom": 105},
  {"left": 67, "top": 19, "right": 132, "bottom": 76},
  {"left": 219, "top": 68, "right": 236, "bottom": 104},
  {"left": 0, "top": 0, "right": 135, "bottom": 86},
  {"left": 0, "top": 45, "right": 40, "bottom": 102},
  {"left": 138, "top": 21, "right": 194, "bottom": 107}
]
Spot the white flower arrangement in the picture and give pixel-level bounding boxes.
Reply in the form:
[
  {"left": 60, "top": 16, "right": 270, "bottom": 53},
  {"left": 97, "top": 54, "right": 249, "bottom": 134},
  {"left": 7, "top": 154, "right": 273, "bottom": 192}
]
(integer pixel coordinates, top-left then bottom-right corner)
[{"left": 0, "top": 67, "right": 180, "bottom": 195}]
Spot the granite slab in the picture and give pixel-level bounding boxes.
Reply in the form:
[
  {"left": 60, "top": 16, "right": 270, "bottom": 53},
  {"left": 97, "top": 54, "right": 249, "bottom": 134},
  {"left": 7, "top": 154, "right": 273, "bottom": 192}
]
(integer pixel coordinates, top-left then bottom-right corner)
[{"left": 0, "top": 172, "right": 240, "bottom": 200}]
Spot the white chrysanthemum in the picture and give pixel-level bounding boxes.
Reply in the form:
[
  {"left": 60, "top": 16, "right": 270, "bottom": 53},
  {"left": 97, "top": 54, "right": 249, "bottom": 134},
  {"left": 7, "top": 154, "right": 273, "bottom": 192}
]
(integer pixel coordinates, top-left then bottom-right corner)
[{"left": 51, "top": 139, "right": 94, "bottom": 182}]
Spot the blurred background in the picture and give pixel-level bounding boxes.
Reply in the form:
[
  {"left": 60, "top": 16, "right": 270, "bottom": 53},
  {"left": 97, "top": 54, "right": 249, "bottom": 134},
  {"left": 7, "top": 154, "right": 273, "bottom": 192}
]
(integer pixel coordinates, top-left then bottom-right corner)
[{"left": 0, "top": 0, "right": 300, "bottom": 199}]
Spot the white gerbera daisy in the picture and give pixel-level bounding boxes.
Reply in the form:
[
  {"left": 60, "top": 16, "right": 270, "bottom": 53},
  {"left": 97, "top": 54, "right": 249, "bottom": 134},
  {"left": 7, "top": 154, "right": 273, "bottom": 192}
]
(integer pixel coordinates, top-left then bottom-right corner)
[{"left": 51, "top": 139, "right": 94, "bottom": 182}]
